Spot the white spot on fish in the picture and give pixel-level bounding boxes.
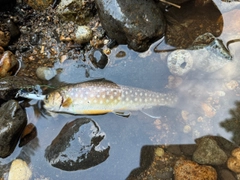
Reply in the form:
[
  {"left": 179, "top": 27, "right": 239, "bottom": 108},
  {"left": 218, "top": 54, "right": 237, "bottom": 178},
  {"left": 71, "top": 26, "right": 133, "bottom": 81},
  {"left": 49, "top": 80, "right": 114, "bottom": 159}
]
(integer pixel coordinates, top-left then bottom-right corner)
[
  {"left": 90, "top": 94, "right": 94, "bottom": 98},
  {"left": 140, "top": 93, "right": 142, "bottom": 96},
  {"left": 97, "top": 94, "right": 100, "bottom": 98},
  {"left": 126, "top": 98, "right": 129, "bottom": 101},
  {"left": 94, "top": 99, "right": 97, "bottom": 103},
  {"left": 102, "top": 94, "right": 106, "bottom": 98},
  {"left": 100, "top": 100, "right": 103, "bottom": 104},
  {"left": 110, "top": 95, "right": 113, "bottom": 99},
  {"left": 135, "top": 98, "right": 138, "bottom": 101}
]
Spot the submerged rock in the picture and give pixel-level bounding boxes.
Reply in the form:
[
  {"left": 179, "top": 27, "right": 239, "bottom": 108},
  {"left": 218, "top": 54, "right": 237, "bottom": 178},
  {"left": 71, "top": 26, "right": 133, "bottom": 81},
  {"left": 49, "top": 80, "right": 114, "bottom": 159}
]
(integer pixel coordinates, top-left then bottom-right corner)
[
  {"left": 0, "top": 100, "right": 27, "bottom": 158},
  {"left": 74, "top": 26, "right": 93, "bottom": 44},
  {"left": 95, "top": 0, "right": 165, "bottom": 52},
  {"left": 45, "top": 118, "right": 110, "bottom": 171}
]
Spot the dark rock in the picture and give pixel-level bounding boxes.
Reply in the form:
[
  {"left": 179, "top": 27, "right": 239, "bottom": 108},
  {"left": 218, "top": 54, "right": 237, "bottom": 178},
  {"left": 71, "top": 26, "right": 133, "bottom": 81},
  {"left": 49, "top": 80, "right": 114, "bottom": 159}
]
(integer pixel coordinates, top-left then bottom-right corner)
[
  {"left": 6, "top": 20, "right": 20, "bottom": 41},
  {"left": 45, "top": 118, "right": 110, "bottom": 171},
  {"left": 0, "top": 76, "right": 42, "bottom": 101},
  {"left": 19, "top": 123, "right": 37, "bottom": 147},
  {"left": 88, "top": 49, "right": 108, "bottom": 69},
  {"left": 95, "top": 0, "right": 166, "bottom": 52},
  {"left": 164, "top": 0, "right": 223, "bottom": 49},
  {"left": 0, "top": 100, "right": 27, "bottom": 158},
  {"left": 219, "top": 169, "right": 237, "bottom": 180},
  {"left": 193, "top": 137, "right": 227, "bottom": 165}
]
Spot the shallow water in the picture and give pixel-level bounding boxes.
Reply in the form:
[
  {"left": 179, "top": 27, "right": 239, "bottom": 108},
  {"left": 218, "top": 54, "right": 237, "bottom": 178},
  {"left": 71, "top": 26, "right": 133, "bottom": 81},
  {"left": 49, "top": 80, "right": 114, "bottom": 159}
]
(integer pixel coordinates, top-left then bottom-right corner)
[{"left": 3, "top": 1, "right": 240, "bottom": 179}]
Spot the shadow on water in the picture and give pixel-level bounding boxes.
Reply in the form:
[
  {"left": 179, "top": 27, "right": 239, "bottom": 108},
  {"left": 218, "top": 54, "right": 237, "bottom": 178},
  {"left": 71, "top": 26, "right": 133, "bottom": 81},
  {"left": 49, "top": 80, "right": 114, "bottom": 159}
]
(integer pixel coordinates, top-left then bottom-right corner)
[{"left": 1, "top": 0, "right": 240, "bottom": 179}]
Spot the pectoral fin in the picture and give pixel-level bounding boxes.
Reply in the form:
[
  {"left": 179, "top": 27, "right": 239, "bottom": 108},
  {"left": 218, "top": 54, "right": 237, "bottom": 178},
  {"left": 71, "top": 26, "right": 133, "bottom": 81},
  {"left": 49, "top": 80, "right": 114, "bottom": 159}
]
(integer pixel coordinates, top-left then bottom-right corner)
[
  {"left": 114, "top": 111, "right": 131, "bottom": 118},
  {"left": 62, "top": 97, "right": 72, "bottom": 107}
]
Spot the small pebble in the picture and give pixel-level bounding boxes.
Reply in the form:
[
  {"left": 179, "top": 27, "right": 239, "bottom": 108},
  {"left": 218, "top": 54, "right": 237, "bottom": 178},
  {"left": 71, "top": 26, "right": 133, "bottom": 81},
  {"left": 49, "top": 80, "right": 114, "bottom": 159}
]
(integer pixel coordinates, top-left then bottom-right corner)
[
  {"left": 36, "top": 66, "right": 57, "bottom": 80},
  {"left": 74, "top": 26, "right": 92, "bottom": 44},
  {"left": 8, "top": 159, "right": 32, "bottom": 180}
]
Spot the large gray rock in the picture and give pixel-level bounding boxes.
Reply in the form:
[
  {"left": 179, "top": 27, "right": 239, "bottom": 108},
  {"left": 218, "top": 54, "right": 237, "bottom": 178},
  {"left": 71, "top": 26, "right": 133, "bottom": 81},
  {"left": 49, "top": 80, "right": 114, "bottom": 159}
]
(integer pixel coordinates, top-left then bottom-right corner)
[
  {"left": 95, "top": 0, "right": 166, "bottom": 52},
  {"left": 0, "top": 100, "right": 27, "bottom": 158}
]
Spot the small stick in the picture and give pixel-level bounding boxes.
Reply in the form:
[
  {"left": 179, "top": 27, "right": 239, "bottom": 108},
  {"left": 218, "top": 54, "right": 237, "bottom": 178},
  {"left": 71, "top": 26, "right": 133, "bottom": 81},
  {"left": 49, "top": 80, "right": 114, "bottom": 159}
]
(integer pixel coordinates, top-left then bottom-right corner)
[{"left": 159, "top": 0, "right": 181, "bottom": 8}]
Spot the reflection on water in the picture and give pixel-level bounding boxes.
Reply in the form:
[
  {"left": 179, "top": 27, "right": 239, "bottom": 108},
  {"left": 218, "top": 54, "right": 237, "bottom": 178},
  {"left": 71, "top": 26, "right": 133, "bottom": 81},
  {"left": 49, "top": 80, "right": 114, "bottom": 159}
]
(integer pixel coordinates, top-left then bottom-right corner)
[{"left": 1, "top": 0, "right": 240, "bottom": 179}]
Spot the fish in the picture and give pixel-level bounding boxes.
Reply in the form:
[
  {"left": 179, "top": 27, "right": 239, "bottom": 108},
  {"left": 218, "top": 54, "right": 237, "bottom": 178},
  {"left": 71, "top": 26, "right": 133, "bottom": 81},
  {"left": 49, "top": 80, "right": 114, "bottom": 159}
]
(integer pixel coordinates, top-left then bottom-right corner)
[{"left": 43, "top": 79, "right": 178, "bottom": 117}]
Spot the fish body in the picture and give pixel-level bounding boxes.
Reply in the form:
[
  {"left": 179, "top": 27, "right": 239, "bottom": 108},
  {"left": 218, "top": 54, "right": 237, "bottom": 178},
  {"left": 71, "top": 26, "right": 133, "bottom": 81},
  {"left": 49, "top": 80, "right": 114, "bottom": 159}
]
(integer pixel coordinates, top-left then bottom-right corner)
[{"left": 43, "top": 79, "right": 177, "bottom": 115}]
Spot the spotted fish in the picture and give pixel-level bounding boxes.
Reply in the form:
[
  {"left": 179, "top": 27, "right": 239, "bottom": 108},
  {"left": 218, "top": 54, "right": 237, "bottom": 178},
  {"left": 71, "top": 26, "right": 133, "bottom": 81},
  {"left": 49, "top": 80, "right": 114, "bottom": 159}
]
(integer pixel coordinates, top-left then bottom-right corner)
[{"left": 43, "top": 79, "right": 177, "bottom": 116}]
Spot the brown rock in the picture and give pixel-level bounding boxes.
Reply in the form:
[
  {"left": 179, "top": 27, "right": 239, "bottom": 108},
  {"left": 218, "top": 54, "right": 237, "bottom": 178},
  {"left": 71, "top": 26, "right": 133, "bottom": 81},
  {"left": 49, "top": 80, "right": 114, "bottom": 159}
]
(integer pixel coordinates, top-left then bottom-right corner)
[
  {"left": 0, "top": 31, "right": 10, "bottom": 47},
  {"left": 174, "top": 159, "right": 217, "bottom": 180},
  {"left": 227, "top": 147, "right": 240, "bottom": 173},
  {"left": 0, "top": 50, "right": 18, "bottom": 78},
  {"left": 26, "top": 0, "right": 53, "bottom": 10}
]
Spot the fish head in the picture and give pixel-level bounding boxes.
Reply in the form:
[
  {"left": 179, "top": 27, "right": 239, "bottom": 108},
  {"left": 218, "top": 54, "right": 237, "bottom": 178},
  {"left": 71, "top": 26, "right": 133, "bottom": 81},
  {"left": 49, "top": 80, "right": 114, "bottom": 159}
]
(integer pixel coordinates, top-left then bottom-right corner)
[{"left": 43, "top": 91, "right": 63, "bottom": 111}]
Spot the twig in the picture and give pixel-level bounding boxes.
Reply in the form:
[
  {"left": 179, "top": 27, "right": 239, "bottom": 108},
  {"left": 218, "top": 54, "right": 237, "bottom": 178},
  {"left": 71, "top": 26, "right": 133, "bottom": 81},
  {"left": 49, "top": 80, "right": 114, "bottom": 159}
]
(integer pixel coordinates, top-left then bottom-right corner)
[{"left": 159, "top": 0, "right": 181, "bottom": 8}]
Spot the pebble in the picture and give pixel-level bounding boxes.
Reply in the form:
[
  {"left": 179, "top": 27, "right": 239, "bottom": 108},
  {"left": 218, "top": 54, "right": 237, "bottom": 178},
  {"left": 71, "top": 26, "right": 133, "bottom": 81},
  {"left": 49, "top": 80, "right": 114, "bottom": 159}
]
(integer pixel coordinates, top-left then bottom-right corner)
[
  {"left": 193, "top": 137, "right": 227, "bottom": 165},
  {"left": 227, "top": 147, "right": 240, "bottom": 173},
  {"left": 167, "top": 50, "right": 193, "bottom": 76},
  {"left": 0, "top": 31, "right": 10, "bottom": 47},
  {"left": 174, "top": 159, "right": 217, "bottom": 180},
  {"left": 74, "top": 26, "right": 93, "bottom": 44},
  {"left": 201, "top": 103, "right": 216, "bottom": 118},
  {"left": 0, "top": 50, "right": 18, "bottom": 78},
  {"left": 8, "top": 159, "right": 32, "bottom": 180},
  {"left": 36, "top": 66, "right": 57, "bottom": 80}
]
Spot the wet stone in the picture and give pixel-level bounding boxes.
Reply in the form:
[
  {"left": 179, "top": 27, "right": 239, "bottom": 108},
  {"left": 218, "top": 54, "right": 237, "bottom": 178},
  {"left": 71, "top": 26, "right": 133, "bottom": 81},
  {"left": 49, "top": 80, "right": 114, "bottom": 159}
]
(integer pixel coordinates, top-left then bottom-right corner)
[
  {"left": 227, "top": 147, "right": 240, "bottom": 173},
  {"left": 0, "top": 31, "right": 10, "bottom": 47},
  {"left": 74, "top": 26, "right": 93, "bottom": 44},
  {"left": 45, "top": 118, "right": 110, "bottom": 171},
  {"left": 219, "top": 169, "right": 237, "bottom": 180},
  {"left": 193, "top": 137, "right": 227, "bottom": 165},
  {"left": 0, "top": 100, "right": 27, "bottom": 158},
  {"left": 174, "top": 159, "right": 217, "bottom": 180},
  {"left": 0, "top": 76, "right": 42, "bottom": 101},
  {"left": 95, "top": 0, "right": 166, "bottom": 52},
  {"left": 8, "top": 159, "right": 32, "bottom": 180}
]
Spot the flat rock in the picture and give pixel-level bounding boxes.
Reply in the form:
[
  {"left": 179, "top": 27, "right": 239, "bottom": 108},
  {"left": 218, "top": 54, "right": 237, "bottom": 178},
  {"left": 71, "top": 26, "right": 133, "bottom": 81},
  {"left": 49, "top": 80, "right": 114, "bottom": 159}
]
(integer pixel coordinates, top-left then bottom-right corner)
[
  {"left": 95, "top": 0, "right": 165, "bottom": 52},
  {"left": 8, "top": 159, "right": 32, "bottom": 180}
]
